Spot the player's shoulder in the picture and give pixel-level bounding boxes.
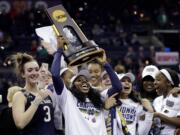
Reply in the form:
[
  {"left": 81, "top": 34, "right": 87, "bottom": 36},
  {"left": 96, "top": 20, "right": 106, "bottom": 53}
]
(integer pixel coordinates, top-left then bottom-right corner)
[
  {"left": 154, "top": 95, "right": 163, "bottom": 101},
  {"left": 153, "top": 96, "right": 163, "bottom": 105},
  {"left": 167, "top": 94, "right": 180, "bottom": 104}
]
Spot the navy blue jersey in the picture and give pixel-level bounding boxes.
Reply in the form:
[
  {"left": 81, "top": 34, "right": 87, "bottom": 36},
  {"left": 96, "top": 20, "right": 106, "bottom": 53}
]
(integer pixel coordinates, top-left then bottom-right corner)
[{"left": 19, "top": 91, "right": 56, "bottom": 135}]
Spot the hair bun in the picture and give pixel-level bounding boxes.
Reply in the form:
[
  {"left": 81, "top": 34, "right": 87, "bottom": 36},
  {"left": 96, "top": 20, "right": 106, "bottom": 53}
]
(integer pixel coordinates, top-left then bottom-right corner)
[{"left": 16, "top": 53, "right": 24, "bottom": 65}]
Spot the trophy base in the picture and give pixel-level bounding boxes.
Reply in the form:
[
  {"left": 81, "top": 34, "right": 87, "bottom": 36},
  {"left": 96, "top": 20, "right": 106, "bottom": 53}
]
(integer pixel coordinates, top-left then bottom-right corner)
[{"left": 64, "top": 46, "right": 103, "bottom": 66}]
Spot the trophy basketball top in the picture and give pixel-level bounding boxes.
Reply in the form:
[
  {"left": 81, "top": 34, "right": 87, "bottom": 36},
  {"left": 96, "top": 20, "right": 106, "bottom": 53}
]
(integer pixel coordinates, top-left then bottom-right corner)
[{"left": 45, "top": 4, "right": 104, "bottom": 66}]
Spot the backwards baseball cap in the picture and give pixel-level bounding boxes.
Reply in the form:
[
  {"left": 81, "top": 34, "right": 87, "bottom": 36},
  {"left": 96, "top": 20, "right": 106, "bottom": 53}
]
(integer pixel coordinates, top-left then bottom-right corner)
[
  {"left": 117, "top": 72, "right": 135, "bottom": 82},
  {"left": 70, "top": 69, "right": 90, "bottom": 87},
  {"left": 142, "top": 65, "right": 159, "bottom": 79}
]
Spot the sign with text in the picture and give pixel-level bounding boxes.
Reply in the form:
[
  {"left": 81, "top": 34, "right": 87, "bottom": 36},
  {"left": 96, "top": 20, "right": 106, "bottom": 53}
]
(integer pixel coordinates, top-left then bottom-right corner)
[{"left": 155, "top": 52, "right": 179, "bottom": 65}]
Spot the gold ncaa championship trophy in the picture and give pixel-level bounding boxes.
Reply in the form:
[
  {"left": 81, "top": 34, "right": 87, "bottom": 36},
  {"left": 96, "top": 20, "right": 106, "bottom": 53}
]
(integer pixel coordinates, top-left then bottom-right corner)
[{"left": 46, "top": 4, "right": 104, "bottom": 66}]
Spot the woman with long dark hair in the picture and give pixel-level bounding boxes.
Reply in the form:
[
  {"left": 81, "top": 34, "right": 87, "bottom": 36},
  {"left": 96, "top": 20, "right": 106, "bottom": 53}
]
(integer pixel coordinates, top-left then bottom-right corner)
[
  {"left": 49, "top": 36, "right": 121, "bottom": 135},
  {"left": 153, "top": 68, "right": 180, "bottom": 135},
  {"left": 105, "top": 72, "right": 154, "bottom": 135}
]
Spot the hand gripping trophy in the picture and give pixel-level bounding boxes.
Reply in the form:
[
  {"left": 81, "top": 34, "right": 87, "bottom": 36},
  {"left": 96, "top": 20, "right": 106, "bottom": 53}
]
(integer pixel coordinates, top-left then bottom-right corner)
[{"left": 45, "top": 4, "right": 104, "bottom": 66}]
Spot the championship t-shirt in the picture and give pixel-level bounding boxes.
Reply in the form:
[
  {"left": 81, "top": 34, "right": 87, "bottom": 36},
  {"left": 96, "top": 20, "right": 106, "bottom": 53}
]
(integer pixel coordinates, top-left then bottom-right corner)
[
  {"left": 153, "top": 94, "right": 180, "bottom": 135},
  {"left": 116, "top": 99, "right": 143, "bottom": 135},
  {"left": 57, "top": 86, "right": 107, "bottom": 135}
]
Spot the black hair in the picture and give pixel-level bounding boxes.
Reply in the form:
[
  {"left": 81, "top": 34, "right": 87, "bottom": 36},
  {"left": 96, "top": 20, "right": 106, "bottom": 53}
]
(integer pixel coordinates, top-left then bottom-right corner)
[
  {"left": 128, "top": 90, "right": 142, "bottom": 103},
  {"left": 138, "top": 76, "right": 157, "bottom": 101},
  {"left": 70, "top": 85, "right": 103, "bottom": 109},
  {"left": 165, "top": 68, "right": 179, "bottom": 87},
  {"left": 108, "top": 86, "right": 142, "bottom": 104}
]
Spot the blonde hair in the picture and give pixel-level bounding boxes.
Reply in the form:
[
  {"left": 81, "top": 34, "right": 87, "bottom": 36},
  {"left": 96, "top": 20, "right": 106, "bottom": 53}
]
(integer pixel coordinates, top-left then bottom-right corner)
[{"left": 7, "top": 86, "right": 22, "bottom": 104}]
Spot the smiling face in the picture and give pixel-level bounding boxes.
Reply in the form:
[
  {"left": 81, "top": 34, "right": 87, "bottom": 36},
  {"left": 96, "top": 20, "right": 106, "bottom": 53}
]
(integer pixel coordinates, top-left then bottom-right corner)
[
  {"left": 88, "top": 63, "right": 102, "bottom": 87},
  {"left": 22, "top": 61, "right": 40, "bottom": 85},
  {"left": 154, "top": 72, "right": 169, "bottom": 96},
  {"left": 121, "top": 76, "right": 133, "bottom": 96},
  {"left": 102, "top": 73, "right": 111, "bottom": 88},
  {"left": 74, "top": 75, "right": 90, "bottom": 94},
  {"left": 142, "top": 76, "right": 155, "bottom": 92}
]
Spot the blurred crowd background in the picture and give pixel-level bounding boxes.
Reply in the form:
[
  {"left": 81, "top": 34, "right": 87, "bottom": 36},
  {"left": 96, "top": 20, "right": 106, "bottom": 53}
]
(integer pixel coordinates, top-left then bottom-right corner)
[{"left": 0, "top": 0, "right": 180, "bottom": 103}]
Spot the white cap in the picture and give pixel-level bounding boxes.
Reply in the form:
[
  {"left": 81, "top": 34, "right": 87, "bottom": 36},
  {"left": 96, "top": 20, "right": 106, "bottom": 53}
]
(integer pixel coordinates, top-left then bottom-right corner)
[
  {"left": 117, "top": 73, "right": 135, "bottom": 82},
  {"left": 142, "top": 65, "right": 159, "bottom": 79},
  {"left": 70, "top": 70, "right": 90, "bottom": 87}
]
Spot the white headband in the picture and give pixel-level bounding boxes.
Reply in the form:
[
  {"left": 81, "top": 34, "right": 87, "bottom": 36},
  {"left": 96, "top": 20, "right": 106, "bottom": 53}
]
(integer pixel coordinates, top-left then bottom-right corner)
[{"left": 160, "top": 69, "right": 174, "bottom": 85}]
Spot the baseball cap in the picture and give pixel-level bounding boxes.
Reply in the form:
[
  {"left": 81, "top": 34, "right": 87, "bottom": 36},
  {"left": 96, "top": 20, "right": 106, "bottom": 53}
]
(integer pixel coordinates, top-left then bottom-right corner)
[
  {"left": 142, "top": 65, "right": 159, "bottom": 79},
  {"left": 70, "top": 69, "right": 90, "bottom": 87},
  {"left": 117, "top": 72, "right": 135, "bottom": 82}
]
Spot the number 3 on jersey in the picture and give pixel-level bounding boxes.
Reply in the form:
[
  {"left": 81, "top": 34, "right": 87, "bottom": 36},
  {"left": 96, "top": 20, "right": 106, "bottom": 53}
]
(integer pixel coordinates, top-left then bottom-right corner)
[{"left": 43, "top": 106, "right": 51, "bottom": 122}]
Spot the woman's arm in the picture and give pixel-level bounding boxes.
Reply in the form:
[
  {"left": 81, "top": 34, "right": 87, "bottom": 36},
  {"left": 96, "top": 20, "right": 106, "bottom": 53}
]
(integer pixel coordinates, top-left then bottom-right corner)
[
  {"left": 50, "top": 36, "right": 68, "bottom": 95},
  {"left": 154, "top": 112, "right": 180, "bottom": 127},
  {"left": 96, "top": 49, "right": 122, "bottom": 91},
  {"left": 12, "top": 91, "right": 49, "bottom": 129},
  {"left": 51, "top": 48, "right": 65, "bottom": 95},
  {"left": 104, "top": 63, "right": 122, "bottom": 91}
]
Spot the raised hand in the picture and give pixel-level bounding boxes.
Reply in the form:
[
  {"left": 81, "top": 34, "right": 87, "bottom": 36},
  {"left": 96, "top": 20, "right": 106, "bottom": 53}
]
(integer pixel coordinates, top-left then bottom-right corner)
[
  {"left": 57, "top": 35, "right": 68, "bottom": 49},
  {"left": 104, "top": 93, "right": 118, "bottom": 109},
  {"left": 96, "top": 48, "right": 107, "bottom": 65}
]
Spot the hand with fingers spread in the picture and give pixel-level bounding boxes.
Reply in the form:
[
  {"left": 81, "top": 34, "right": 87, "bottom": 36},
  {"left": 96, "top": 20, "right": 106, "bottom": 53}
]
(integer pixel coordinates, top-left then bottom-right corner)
[
  {"left": 96, "top": 48, "right": 107, "bottom": 65},
  {"left": 168, "top": 87, "right": 180, "bottom": 97},
  {"left": 104, "top": 93, "right": 119, "bottom": 109}
]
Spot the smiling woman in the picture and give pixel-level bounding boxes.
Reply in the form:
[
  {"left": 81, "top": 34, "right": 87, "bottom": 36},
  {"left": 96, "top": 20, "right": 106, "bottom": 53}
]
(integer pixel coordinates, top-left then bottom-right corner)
[
  {"left": 139, "top": 65, "right": 160, "bottom": 102},
  {"left": 153, "top": 68, "right": 180, "bottom": 135},
  {"left": 48, "top": 36, "right": 122, "bottom": 135},
  {"left": 11, "top": 53, "right": 57, "bottom": 135},
  {"left": 105, "top": 72, "right": 154, "bottom": 135}
]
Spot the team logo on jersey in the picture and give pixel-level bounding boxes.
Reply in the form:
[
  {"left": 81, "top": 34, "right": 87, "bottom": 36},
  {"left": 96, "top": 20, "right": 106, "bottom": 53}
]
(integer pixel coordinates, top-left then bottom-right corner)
[
  {"left": 77, "top": 101, "right": 100, "bottom": 123},
  {"left": 77, "top": 101, "right": 100, "bottom": 115},
  {"left": 166, "top": 100, "right": 174, "bottom": 107},
  {"left": 119, "top": 106, "right": 136, "bottom": 123}
]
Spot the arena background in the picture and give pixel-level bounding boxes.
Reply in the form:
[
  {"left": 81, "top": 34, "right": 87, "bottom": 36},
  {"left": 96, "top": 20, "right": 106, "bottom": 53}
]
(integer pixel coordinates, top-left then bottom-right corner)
[{"left": 0, "top": 0, "right": 179, "bottom": 104}]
